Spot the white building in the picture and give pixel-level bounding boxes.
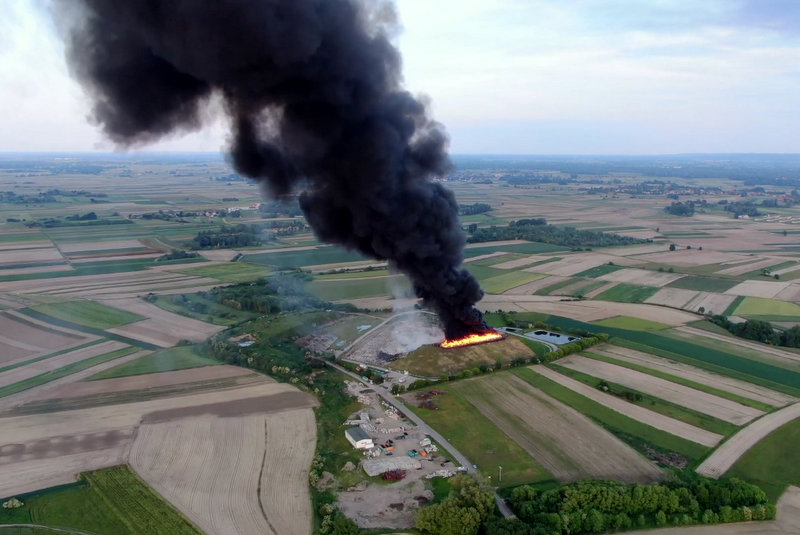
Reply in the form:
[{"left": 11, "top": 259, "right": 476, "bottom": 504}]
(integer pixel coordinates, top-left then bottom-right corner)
[{"left": 345, "top": 427, "right": 374, "bottom": 450}]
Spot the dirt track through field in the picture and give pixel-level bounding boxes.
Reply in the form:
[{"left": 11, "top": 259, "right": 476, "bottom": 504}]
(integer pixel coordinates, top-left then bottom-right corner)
[
  {"left": 131, "top": 414, "right": 276, "bottom": 535},
  {"left": 697, "top": 402, "right": 800, "bottom": 478},
  {"left": 558, "top": 356, "right": 764, "bottom": 425},
  {"left": 530, "top": 366, "right": 723, "bottom": 446},
  {"left": 592, "top": 345, "right": 797, "bottom": 407},
  {"left": 455, "top": 374, "right": 661, "bottom": 483},
  {"left": 259, "top": 408, "right": 316, "bottom": 535},
  {"left": 131, "top": 408, "right": 315, "bottom": 535}
]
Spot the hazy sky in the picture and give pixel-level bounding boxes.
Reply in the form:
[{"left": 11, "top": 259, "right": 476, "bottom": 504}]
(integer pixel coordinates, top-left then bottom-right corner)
[{"left": 2, "top": 0, "right": 800, "bottom": 154}]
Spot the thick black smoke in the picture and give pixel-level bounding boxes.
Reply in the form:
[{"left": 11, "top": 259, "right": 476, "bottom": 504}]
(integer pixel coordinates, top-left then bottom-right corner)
[{"left": 58, "top": 0, "right": 488, "bottom": 339}]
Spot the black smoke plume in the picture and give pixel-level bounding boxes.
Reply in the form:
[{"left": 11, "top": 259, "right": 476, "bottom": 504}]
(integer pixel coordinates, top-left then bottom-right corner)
[{"left": 57, "top": 0, "right": 488, "bottom": 339}]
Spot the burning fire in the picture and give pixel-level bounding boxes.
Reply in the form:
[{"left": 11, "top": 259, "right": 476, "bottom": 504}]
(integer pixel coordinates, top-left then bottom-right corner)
[{"left": 440, "top": 331, "right": 504, "bottom": 349}]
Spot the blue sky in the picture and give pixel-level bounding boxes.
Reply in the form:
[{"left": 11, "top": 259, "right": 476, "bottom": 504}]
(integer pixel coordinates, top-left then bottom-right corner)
[{"left": 2, "top": 0, "right": 800, "bottom": 154}]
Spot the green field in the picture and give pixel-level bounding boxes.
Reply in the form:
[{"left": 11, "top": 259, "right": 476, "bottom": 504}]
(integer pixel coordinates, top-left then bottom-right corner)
[
  {"left": 727, "top": 418, "right": 800, "bottom": 501},
  {"left": 466, "top": 253, "right": 528, "bottom": 267},
  {"left": 411, "top": 385, "right": 551, "bottom": 487},
  {"left": 462, "top": 241, "right": 567, "bottom": 258},
  {"left": 592, "top": 316, "right": 671, "bottom": 331},
  {"left": 543, "top": 314, "right": 800, "bottom": 395},
  {"left": 243, "top": 246, "right": 365, "bottom": 268},
  {"left": 512, "top": 367, "right": 709, "bottom": 459},
  {"left": 548, "top": 364, "right": 738, "bottom": 436},
  {"left": 307, "top": 276, "right": 401, "bottom": 300},
  {"left": 152, "top": 293, "right": 256, "bottom": 326},
  {"left": 573, "top": 264, "right": 625, "bottom": 278},
  {"left": 666, "top": 275, "right": 737, "bottom": 292},
  {"left": 316, "top": 269, "right": 390, "bottom": 279},
  {"left": 0, "top": 346, "right": 139, "bottom": 398},
  {"left": 323, "top": 315, "right": 383, "bottom": 346},
  {"left": 480, "top": 271, "right": 547, "bottom": 294},
  {"left": 535, "top": 277, "right": 577, "bottom": 295},
  {"left": 30, "top": 301, "right": 145, "bottom": 329},
  {"left": 734, "top": 297, "right": 800, "bottom": 320},
  {"left": 593, "top": 283, "right": 660, "bottom": 303},
  {"left": 172, "top": 261, "right": 270, "bottom": 282},
  {"left": 582, "top": 351, "right": 775, "bottom": 412},
  {"left": 0, "top": 465, "right": 200, "bottom": 534},
  {"left": 88, "top": 345, "right": 220, "bottom": 380}
]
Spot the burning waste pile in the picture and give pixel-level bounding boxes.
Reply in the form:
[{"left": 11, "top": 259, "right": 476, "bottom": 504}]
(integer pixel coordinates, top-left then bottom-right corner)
[{"left": 57, "top": 0, "right": 503, "bottom": 347}]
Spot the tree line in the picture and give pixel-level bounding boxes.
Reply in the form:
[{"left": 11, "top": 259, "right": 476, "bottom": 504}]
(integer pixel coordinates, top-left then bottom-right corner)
[
  {"left": 710, "top": 315, "right": 800, "bottom": 348},
  {"left": 467, "top": 221, "right": 647, "bottom": 248},
  {"left": 494, "top": 475, "right": 774, "bottom": 535}
]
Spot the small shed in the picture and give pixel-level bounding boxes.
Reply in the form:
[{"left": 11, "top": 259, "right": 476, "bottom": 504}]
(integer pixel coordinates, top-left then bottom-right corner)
[{"left": 345, "top": 427, "right": 374, "bottom": 450}]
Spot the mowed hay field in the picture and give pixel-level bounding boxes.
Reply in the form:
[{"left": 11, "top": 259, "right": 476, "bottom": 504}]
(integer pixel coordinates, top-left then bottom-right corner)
[
  {"left": 452, "top": 373, "right": 662, "bottom": 483},
  {"left": 557, "top": 356, "right": 764, "bottom": 425},
  {"left": 130, "top": 408, "right": 316, "bottom": 535}
]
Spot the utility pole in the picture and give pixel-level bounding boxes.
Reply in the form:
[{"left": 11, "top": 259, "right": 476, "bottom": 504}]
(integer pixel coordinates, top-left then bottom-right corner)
[{"left": 498, "top": 465, "right": 502, "bottom": 483}]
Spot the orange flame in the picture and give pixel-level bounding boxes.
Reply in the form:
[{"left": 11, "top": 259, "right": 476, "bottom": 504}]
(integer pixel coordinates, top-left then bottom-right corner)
[{"left": 440, "top": 331, "right": 504, "bottom": 349}]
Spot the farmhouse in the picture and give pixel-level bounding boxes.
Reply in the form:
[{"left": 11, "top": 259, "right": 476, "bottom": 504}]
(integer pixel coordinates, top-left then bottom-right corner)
[{"left": 345, "top": 427, "right": 374, "bottom": 450}]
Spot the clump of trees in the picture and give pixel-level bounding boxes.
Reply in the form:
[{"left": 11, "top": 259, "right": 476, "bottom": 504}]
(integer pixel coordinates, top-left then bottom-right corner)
[
  {"left": 723, "top": 201, "right": 761, "bottom": 218},
  {"left": 468, "top": 220, "right": 647, "bottom": 248},
  {"left": 501, "top": 476, "right": 773, "bottom": 534},
  {"left": 189, "top": 223, "right": 265, "bottom": 249},
  {"left": 156, "top": 249, "right": 199, "bottom": 261},
  {"left": 416, "top": 474, "right": 495, "bottom": 535},
  {"left": 709, "top": 315, "right": 800, "bottom": 348},
  {"left": 459, "top": 202, "right": 492, "bottom": 215},
  {"left": 664, "top": 201, "right": 696, "bottom": 216}
]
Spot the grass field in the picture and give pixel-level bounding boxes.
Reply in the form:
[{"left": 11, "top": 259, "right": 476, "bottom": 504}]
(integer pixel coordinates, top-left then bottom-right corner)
[
  {"left": 592, "top": 316, "right": 671, "bottom": 331},
  {"left": 582, "top": 351, "right": 775, "bottom": 412},
  {"left": 665, "top": 276, "right": 738, "bottom": 292},
  {"left": 152, "top": 293, "right": 256, "bottom": 326},
  {"left": 480, "top": 271, "right": 547, "bottom": 294},
  {"left": 593, "top": 283, "right": 660, "bottom": 303},
  {"left": 243, "top": 246, "right": 365, "bottom": 268},
  {"left": 536, "top": 278, "right": 578, "bottom": 295},
  {"left": 30, "top": 301, "right": 145, "bottom": 329},
  {"left": 462, "top": 241, "right": 567, "bottom": 258},
  {"left": 172, "top": 261, "right": 269, "bottom": 282},
  {"left": 573, "top": 264, "right": 625, "bottom": 278},
  {"left": 323, "top": 316, "right": 383, "bottom": 344},
  {"left": 511, "top": 367, "right": 709, "bottom": 460},
  {"left": 88, "top": 345, "right": 220, "bottom": 380},
  {"left": 544, "top": 314, "right": 800, "bottom": 395},
  {"left": 549, "top": 363, "right": 739, "bottom": 436},
  {"left": 733, "top": 297, "right": 800, "bottom": 320},
  {"left": 307, "top": 276, "right": 400, "bottom": 300},
  {"left": 0, "top": 466, "right": 200, "bottom": 535},
  {"left": 411, "top": 386, "right": 551, "bottom": 487},
  {"left": 727, "top": 418, "right": 800, "bottom": 502},
  {"left": 389, "top": 337, "right": 534, "bottom": 377},
  {"left": 467, "top": 253, "right": 528, "bottom": 267},
  {"left": 0, "top": 346, "right": 139, "bottom": 398},
  {"left": 315, "top": 269, "right": 390, "bottom": 279}
]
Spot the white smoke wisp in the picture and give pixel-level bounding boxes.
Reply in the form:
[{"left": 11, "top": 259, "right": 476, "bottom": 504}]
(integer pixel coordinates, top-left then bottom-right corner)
[{"left": 382, "top": 264, "right": 443, "bottom": 353}]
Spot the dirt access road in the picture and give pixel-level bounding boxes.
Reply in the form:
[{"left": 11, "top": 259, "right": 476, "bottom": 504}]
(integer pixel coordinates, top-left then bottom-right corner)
[{"left": 697, "top": 402, "right": 800, "bottom": 478}]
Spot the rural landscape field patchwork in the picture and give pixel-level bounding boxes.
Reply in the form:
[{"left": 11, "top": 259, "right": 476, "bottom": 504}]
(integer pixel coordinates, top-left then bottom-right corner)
[{"left": 2, "top": 154, "right": 800, "bottom": 534}]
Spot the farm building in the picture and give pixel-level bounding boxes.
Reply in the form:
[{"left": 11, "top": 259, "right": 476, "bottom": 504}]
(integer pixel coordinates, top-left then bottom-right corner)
[{"left": 345, "top": 427, "right": 374, "bottom": 450}]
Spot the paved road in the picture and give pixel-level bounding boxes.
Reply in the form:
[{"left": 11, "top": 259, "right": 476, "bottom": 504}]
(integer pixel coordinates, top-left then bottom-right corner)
[{"left": 326, "top": 361, "right": 515, "bottom": 519}]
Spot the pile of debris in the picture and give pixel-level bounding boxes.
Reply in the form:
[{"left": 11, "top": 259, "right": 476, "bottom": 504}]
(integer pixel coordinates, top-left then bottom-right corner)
[{"left": 415, "top": 390, "right": 446, "bottom": 410}]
